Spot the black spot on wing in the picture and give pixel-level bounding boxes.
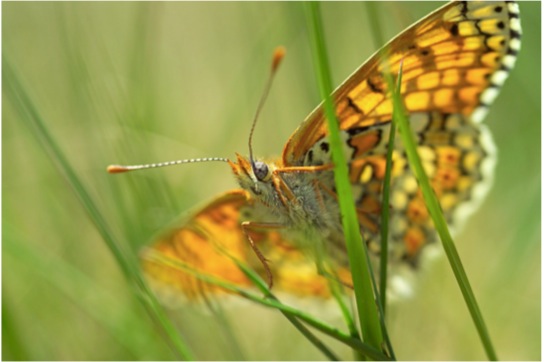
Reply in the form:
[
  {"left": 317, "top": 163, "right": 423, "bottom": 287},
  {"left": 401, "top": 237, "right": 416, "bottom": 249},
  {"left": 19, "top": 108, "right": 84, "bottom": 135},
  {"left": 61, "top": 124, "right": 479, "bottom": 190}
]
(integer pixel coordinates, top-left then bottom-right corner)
[{"left": 320, "top": 142, "right": 330, "bottom": 153}]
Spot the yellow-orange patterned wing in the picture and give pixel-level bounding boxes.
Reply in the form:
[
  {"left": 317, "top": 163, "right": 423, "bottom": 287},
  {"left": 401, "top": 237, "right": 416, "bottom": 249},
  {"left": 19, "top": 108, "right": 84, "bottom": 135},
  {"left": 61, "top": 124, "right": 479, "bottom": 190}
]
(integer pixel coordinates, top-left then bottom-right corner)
[
  {"left": 142, "top": 190, "right": 350, "bottom": 301},
  {"left": 283, "top": 1, "right": 521, "bottom": 164}
]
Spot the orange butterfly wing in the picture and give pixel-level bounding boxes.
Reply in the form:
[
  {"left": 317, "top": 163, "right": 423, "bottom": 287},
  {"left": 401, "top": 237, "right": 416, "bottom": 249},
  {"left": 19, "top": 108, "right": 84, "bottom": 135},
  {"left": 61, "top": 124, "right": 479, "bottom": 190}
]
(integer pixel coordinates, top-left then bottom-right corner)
[
  {"left": 142, "top": 190, "right": 350, "bottom": 300},
  {"left": 283, "top": 1, "right": 521, "bottom": 165}
]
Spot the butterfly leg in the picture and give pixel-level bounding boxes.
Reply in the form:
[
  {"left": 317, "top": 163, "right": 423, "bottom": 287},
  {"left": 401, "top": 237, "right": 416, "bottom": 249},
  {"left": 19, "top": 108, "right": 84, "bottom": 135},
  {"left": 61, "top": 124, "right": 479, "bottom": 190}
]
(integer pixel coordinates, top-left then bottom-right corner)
[{"left": 241, "top": 221, "right": 285, "bottom": 290}]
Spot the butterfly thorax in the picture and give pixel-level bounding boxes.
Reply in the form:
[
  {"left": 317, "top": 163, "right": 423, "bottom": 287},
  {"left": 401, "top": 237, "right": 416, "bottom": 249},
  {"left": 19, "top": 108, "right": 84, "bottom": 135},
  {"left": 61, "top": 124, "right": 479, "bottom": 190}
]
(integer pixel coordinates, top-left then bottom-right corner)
[{"left": 228, "top": 153, "right": 344, "bottom": 241}]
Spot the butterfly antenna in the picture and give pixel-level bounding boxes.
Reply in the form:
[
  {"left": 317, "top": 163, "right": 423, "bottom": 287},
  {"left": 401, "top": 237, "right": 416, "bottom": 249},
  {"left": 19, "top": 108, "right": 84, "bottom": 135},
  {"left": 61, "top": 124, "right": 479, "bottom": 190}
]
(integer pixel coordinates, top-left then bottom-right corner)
[
  {"left": 248, "top": 46, "right": 286, "bottom": 166},
  {"left": 107, "top": 157, "right": 229, "bottom": 174}
]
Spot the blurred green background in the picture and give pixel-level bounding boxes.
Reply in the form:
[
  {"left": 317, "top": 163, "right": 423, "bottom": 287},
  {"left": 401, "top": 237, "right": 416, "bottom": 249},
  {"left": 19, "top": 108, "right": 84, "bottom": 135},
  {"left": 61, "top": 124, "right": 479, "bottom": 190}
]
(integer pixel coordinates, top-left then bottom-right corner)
[{"left": 3, "top": 2, "right": 540, "bottom": 360}]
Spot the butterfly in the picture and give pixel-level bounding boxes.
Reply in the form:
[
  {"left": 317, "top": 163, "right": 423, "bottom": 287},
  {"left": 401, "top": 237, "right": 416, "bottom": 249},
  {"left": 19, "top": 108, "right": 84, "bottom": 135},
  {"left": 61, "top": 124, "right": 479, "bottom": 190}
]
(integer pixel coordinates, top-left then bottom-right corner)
[{"left": 111, "top": 1, "right": 522, "bottom": 301}]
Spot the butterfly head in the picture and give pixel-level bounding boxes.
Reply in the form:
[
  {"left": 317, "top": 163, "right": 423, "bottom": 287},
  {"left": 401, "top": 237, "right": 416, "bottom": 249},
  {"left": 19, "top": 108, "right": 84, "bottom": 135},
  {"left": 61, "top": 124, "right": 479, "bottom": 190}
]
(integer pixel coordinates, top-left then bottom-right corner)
[{"left": 229, "top": 153, "right": 275, "bottom": 196}]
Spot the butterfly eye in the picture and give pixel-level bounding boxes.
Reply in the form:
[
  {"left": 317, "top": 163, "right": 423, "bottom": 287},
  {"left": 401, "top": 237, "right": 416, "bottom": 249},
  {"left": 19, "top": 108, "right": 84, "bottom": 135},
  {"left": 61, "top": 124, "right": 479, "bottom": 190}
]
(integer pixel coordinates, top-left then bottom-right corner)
[{"left": 252, "top": 161, "right": 270, "bottom": 181}]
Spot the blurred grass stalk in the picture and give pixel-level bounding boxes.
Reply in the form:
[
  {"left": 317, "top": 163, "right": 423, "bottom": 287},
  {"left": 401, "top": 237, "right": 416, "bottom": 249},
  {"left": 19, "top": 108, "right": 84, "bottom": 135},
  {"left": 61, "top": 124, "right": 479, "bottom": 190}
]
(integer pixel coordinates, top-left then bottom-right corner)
[{"left": 3, "top": 56, "right": 195, "bottom": 361}]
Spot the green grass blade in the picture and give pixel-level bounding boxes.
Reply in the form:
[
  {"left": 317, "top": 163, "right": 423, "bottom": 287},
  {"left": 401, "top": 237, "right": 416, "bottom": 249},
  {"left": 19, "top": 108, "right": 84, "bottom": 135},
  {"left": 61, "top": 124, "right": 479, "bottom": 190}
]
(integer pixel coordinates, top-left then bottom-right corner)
[
  {"left": 387, "top": 57, "right": 499, "bottom": 362},
  {"left": 378, "top": 122, "right": 395, "bottom": 313},
  {"left": 304, "top": 2, "right": 384, "bottom": 354},
  {"left": 3, "top": 56, "right": 194, "bottom": 361}
]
